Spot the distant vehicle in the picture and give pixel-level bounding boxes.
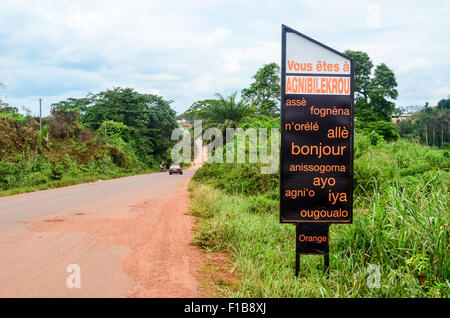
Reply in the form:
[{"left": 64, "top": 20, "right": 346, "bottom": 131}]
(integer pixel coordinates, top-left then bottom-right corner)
[{"left": 169, "top": 164, "right": 183, "bottom": 175}]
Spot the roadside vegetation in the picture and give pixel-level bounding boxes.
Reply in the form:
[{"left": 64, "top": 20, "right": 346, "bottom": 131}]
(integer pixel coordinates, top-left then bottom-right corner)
[
  {"left": 0, "top": 87, "right": 178, "bottom": 195},
  {"left": 186, "top": 52, "right": 449, "bottom": 297},
  {"left": 190, "top": 134, "right": 449, "bottom": 297}
]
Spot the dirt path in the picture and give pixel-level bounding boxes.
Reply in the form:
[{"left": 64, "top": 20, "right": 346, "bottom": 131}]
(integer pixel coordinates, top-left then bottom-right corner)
[{"left": 0, "top": 168, "right": 205, "bottom": 297}]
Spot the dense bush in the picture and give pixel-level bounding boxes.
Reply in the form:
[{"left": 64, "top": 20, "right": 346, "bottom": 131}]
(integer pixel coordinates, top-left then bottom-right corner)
[
  {"left": 355, "top": 120, "right": 400, "bottom": 141},
  {"left": 196, "top": 134, "right": 449, "bottom": 198},
  {"left": 0, "top": 117, "right": 142, "bottom": 192},
  {"left": 194, "top": 162, "right": 278, "bottom": 196}
]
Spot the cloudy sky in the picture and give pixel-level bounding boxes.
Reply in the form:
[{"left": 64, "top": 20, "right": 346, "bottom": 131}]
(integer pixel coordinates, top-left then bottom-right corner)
[{"left": 0, "top": 0, "right": 449, "bottom": 116}]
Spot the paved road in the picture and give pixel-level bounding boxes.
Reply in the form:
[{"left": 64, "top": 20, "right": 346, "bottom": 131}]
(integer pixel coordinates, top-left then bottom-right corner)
[
  {"left": 0, "top": 170, "right": 191, "bottom": 229},
  {"left": 0, "top": 168, "right": 205, "bottom": 297}
]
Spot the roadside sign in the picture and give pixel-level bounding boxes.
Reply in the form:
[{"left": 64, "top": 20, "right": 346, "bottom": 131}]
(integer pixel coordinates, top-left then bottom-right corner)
[
  {"left": 280, "top": 25, "right": 354, "bottom": 275},
  {"left": 280, "top": 25, "right": 354, "bottom": 224}
]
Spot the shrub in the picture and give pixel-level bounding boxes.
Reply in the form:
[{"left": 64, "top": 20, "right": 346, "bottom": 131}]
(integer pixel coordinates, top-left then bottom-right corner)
[
  {"left": 369, "top": 130, "right": 383, "bottom": 145},
  {"left": 51, "top": 163, "right": 64, "bottom": 180}
]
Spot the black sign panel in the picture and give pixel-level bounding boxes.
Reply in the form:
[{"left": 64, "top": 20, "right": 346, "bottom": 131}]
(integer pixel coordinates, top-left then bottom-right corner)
[
  {"left": 280, "top": 25, "right": 354, "bottom": 223},
  {"left": 296, "top": 223, "right": 329, "bottom": 254}
]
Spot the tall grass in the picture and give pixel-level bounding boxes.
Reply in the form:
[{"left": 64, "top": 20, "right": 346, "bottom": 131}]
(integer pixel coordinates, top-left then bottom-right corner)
[
  {"left": 0, "top": 152, "right": 152, "bottom": 196},
  {"left": 189, "top": 138, "right": 449, "bottom": 297}
]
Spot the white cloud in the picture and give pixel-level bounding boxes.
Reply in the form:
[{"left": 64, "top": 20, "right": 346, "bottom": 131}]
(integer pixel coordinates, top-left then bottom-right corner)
[
  {"left": 0, "top": 0, "right": 449, "bottom": 115},
  {"left": 218, "top": 42, "right": 278, "bottom": 74},
  {"left": 147, "top": 73, "right": 181, "bottom": 82}
]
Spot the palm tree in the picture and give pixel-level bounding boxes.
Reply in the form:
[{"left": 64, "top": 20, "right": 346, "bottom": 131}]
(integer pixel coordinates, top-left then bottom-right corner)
[
  {"left": 189, "top": 92, "right": 251, "bottom": 132},
  {"left": 210, "top": 93, "right": 250, "bottom": 127},
  {"left": 186, "top": 92, "right": 251, "bottom": 158}
]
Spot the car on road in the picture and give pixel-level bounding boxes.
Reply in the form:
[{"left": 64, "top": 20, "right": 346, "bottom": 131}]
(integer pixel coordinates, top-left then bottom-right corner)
[{"left": 169, "top": 164, "right": 183, "bottom": 175}]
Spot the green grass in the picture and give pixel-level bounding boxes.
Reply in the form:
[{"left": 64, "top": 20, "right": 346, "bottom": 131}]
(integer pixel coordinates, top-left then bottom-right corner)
[
  {"left": 189, "top": 181, "right": 449, "bottom": 297},
  {"left": 188, "top": 138, "right": 449, "bottom": 298},
  {"left": 0, "top": 169, "right": 155, "bottom": 197},
  {"left": 0, "top": 151, "right": 156, "bottom": 197}
]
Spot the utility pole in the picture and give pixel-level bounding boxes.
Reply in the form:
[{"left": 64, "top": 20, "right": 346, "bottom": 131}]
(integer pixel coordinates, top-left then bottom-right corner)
[{"left": 39, "top": 98, "right": 42, "bottom": 133}]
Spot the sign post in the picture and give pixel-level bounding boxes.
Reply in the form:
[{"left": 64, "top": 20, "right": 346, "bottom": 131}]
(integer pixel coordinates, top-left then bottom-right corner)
[{"left": 280, "top": 25, "right": 354, "bottom": 275}]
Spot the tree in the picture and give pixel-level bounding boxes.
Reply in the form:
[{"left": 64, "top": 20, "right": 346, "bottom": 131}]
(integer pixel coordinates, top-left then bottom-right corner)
[
  {"left": 145, "top": 94, "right": 179, "bottom": 156},
  {"left": 345, "top": 51, "right": 373, "bottom": 102},
  {"left": 344, "top": 50, "right": 398, "bottom": 122},
  {"left": 437, "top": 97, "right": 450, "bottom": 110},
  {"left": 397, "top": 99, "right": 450, "bottom": 148},
  {"left": 146, "top": 95, "right": 179, "bottom": 139},
  {"left": 184, "top": 92, "right": 250, "bottom": 130},
  {"left": 50, "top": 97, "right": 93, "bottom": 113},
  {"left": 369, "top": 63, "right": 398, "bottom": 120},
  {"left": 48, "top": 104, "right": 80, "bottom": 139},
  {"left": 81, "top": 88, "right": 150, "bottom": 131},
  {"left": 0, "top": 100, "right": 19, "bottom": 114},
  {"left": 78, "top": 87, "right": 178, "bottom": 164},
  {"left": 241, "top": 63, "right": 280, "bottom": 117}
]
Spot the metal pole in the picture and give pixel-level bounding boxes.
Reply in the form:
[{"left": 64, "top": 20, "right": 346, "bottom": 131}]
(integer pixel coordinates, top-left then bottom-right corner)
[
  {"left": 295, "top": 223, "right": 300, "bottom": 276},
  {"left": 295, "top": 253, "right": 300, "bottom": 277},
  {"left": 324, "top": 254, "right": 330, "bottom": 276}
]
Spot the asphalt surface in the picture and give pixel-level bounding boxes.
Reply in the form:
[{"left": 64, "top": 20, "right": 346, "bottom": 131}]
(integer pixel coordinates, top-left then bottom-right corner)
[
  {"left": 0, "top": 169, "right": 194, "bottom": 230},
  {"left": 0, "top": 168, "right": 205, "bottom": 297}
]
